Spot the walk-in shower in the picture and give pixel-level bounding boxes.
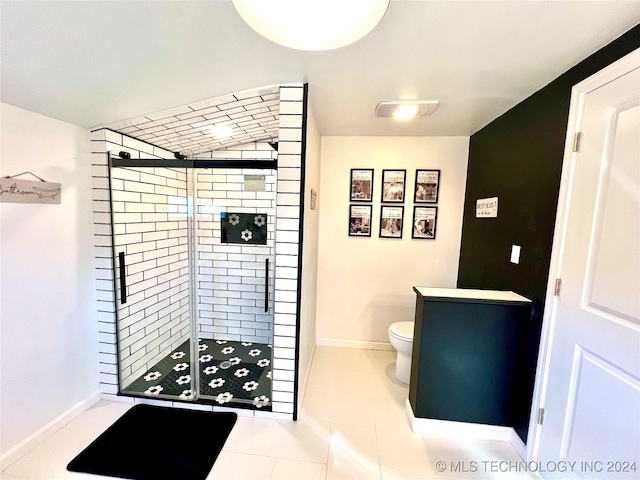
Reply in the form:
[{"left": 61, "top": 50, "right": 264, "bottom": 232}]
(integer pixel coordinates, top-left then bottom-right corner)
[
  {"left": 92, "top": 83, "right": 307, "bottom": 418},
  {"left": 109, "top": 155, "right": 278, "bottom": 410}
]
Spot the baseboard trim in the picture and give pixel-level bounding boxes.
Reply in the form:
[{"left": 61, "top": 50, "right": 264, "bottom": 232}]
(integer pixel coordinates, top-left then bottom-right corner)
[
  {"left": 0, "top": 390, "right": 102, "bottom": 470},
  {"left": 316, "top": 337, "right": 393, "bottom": 351},
  {"left": 405, "top": 399, "right": 526, "bottom": 459},
  {"left": 100, "top": 393, "right": 135, "bottom": 404},
  {"left": 509, "top": 428, "right": 527, "bottom": 459},
  {"left": 298, "top": 342, "right": 317, "bottom": 411}
]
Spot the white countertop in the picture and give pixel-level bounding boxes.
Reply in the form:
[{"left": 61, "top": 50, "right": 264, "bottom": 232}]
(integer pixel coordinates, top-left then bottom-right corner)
[{"left": 413, "top": 287, "right": 531, "bottom": 303}]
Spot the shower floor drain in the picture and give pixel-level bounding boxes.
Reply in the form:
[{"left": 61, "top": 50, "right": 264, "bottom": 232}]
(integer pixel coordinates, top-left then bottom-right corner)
[{"left": 219, "top": 361, "right": 232, "bottom": 369}]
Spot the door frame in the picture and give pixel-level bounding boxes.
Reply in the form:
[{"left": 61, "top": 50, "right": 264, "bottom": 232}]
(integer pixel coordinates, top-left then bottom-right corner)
[{"left": 526, "top": 48, "right": 640, "bottom": 461}]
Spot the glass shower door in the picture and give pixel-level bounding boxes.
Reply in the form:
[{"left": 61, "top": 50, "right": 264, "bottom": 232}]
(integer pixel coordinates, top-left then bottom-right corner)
[
  {"left": 110, "top": 163, "right": 197, "bottom": 402},
  {"left": 193, "top": 167, "right": 276, "bottom": 410},
  {"left": 110, "top": 161, "right": 276, "bottom": 409}
]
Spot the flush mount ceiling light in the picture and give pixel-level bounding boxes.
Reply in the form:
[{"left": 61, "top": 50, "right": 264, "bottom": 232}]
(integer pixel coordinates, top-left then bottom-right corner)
[
  {"left": 210, "top": 125, "right": 235, "bottom": 138},
  {"left": 375, "top": 101, "right": 440, "bottom": 120},
  {"left": 232, "top": 0, "right": 390, "bottom": 51}
]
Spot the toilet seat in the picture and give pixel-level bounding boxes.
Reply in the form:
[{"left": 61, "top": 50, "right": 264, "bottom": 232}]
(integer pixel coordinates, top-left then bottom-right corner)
[{"left": 389, "top": 321, "right": 414, "bottom": 341}]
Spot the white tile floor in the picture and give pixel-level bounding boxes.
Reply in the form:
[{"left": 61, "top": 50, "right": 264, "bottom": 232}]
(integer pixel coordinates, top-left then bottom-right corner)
[{"left": 1, "top": 346, "right": 539, "bottom": 480}]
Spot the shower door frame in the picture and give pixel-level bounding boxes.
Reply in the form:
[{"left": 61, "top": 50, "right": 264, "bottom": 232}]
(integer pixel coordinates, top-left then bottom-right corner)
[{"left": 109, "top": 154, "right": 278, "bottom": 407}]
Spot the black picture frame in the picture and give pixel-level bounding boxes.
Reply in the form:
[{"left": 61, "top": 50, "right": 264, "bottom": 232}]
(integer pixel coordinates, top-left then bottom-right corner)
[
  {"left": 379, "top": 206, "right": 404, "bottom": 239},
  {"left": 348, "top": 204, "right": 372, "bottom": 237},
  {"left": 414, "top": 169, "right": 440, "bottom": 203},
  {"left": 412, "top": 206, "right": 438, "bottom": 239},
  {"left": 381, "top": 169, "right": 406, "bottom": 203},
  {"left": 350, "top": 168, "right": 374, "bottom": 202}
]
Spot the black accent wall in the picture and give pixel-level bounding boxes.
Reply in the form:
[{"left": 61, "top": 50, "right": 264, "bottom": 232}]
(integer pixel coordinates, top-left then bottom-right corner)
[{"left": 457, "top": 25, "right": 640, "bottom": 443}]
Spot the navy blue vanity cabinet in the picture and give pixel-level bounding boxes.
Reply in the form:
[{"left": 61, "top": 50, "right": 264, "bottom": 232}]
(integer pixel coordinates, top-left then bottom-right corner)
[{"left": 408, "top": 287, "right": 532, "bottom": 427}]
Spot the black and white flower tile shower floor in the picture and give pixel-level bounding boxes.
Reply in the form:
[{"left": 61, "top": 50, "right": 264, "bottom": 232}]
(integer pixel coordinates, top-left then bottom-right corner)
[{"left": 123, "top": 339, "right": 272, "bottom": 411}]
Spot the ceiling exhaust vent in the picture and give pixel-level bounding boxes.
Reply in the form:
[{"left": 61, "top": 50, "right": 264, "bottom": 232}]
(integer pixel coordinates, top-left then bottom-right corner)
[{"left": 375, "top": 100, "right": 439, "bottom": 119}]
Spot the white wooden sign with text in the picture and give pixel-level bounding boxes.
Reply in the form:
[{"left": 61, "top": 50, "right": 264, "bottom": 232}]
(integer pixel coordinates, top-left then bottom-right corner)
[
  {"left": 0, "top": 178, "right": 62, "bottom": 204},
  {"left": 476, "top": 197, "right": 498, "bottom": 218}
]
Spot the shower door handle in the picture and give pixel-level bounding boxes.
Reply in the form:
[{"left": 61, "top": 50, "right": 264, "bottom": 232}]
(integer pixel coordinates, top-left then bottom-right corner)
[
  {"left": 264, "top": 258, "right": 269, "bottom": 313},
  {"left": 119, "top": 251, "right": 127, "bottom": 305}
]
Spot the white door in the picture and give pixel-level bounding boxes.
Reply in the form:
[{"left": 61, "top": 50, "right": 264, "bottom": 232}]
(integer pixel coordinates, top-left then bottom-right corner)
[{"left": 533, "top": 49, "right": 640, "bottom": 479}]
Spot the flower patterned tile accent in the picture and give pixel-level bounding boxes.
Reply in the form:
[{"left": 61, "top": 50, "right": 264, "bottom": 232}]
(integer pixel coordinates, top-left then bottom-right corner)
[
  {"left": 122, "top": 339, "right": 272, "bottom": 411},
  {"left": 209, "top": 378, "right": 225, "bottom": 388},
  {"left": 253, "top": 395, "right": 270, "bottom": 408},
  {"left": 243, "top": 381, "right": 259, "bottom": 392},
  {"left": 220, "top": 212, "right": 268, "bottom": 245},
  {"left": 144, "top": 371, "right": 161, "bottom": 381}
]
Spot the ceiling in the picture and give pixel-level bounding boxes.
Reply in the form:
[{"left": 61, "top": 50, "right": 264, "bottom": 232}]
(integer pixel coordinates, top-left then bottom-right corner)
[{"left": 1, "top": 1, "right": 639, "bottom": 147}]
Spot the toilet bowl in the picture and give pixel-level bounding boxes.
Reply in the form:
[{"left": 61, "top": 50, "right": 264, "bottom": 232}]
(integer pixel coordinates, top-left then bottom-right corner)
[{"left": 388, "top": 321, "right": 414, "bottom": 384}]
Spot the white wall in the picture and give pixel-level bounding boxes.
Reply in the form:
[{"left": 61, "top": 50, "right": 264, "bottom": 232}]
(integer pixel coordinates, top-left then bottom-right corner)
[
  {"left": 297, "top": 98, "right": 321, "bottom": 407},
  {"left": 0, "top": 103, "right": 99, "bottom": 455},
  {"left": 316, "top": 136, "right": 469, "bottom": 345}
]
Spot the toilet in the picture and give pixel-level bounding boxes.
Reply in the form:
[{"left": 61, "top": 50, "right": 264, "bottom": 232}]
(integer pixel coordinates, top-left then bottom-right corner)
[{"left": 388, "top": 321, "right": 414, "bottom": 384}]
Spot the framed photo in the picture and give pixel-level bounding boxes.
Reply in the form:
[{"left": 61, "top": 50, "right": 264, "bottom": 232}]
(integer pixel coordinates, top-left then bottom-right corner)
[
  {"left": 381, "top": 169, "right": 406, "bottom": 203},
  {"left": 379, "top": 206, "right": 404, "bottom": 238},
  {"left": 349, "top": 205, "right": 372, "bottom": 237},
  {"left": 350, "top": 168, "right": 374, "bottom": 202},
  {"left": 414, "top": 169, "right": 440, "bottom": 203},
  {"left": 412, "top": 206, "right": 438, "bottom": 239}
]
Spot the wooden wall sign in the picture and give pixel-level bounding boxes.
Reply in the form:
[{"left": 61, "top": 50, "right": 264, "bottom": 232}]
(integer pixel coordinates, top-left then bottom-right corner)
[
  {"left": 476, "top": 197, "right": 498, "bottom": 218},
  {"left": 0, "top": 175, "right": 61, "bottom": 204}
]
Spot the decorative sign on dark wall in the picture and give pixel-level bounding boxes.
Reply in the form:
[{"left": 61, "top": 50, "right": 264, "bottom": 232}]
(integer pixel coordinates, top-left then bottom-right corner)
[
  {"left": 0, "top": 173, "right": 61, "bottom": 204},
  {"left": 476, "top": 197, "right": 498, "bottom": 218},
  {"left": 221, "top": 212, "right": 268, "bottom": 245}
]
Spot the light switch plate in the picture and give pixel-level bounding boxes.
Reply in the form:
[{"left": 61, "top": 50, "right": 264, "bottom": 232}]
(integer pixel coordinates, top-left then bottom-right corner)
[{"left": 510, "top": 245, "right": 521, "bottom": 264}]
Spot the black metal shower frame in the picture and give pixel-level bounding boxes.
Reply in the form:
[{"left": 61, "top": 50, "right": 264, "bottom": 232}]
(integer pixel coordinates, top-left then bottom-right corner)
[
  {"left": 110, "top": 158, "right": 278, "bottom": 169},
  {"left": 107, "top": 153, "right": 279, "bottom": 409}
]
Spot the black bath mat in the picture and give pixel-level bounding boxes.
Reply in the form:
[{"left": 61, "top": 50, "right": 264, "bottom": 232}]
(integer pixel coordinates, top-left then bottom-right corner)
[{"left": 67, "top": 404, "right": 236, "bottom": 480}]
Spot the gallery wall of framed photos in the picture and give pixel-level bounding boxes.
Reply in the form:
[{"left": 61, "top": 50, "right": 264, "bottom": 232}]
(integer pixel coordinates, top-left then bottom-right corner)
[
  {"left": 349, "top": 167, "right": 441, "bottom": 239},
  {"left": 317, "top": 136, "right": 469, "bottom": 344}
]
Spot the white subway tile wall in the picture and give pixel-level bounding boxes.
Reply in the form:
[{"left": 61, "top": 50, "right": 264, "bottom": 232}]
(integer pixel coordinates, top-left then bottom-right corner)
[
  {"left": 270, "top": 85, "right": 304, "bottom": 416},
  {"left": 91, "top": 83, "right": 305, "bottom": 418}
]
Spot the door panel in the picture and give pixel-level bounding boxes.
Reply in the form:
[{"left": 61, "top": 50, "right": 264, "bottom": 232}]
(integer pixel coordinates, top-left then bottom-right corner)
[
  {"left": 563, "top": 348, "right": 640, "bottom": 461},
  {"left": 194, "top": 167, "right": 276, "bottom": 408},
  {"left": 110, "top": 165, "right": 195, "bottom": 400},
  {"left": 586, "top": 103, "right": 640, "bottom": 323}
]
